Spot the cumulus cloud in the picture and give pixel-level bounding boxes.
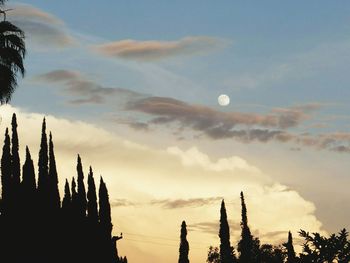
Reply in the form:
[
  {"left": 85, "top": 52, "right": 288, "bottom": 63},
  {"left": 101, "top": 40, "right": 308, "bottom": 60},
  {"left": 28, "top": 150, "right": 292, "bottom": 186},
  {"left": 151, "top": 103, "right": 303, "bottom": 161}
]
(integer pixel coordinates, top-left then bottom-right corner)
[
  {"left": 167, "top": 146, "right": 263, "bottom": 175},
  {"left": 35, "top": 69, "right": 146, "bottom": 105},
  {"left": 93, "top": 36, "right": 229, "bottom": 61},
  {"left": 7, "top": 3, "right": 76, "bottom": 48}
]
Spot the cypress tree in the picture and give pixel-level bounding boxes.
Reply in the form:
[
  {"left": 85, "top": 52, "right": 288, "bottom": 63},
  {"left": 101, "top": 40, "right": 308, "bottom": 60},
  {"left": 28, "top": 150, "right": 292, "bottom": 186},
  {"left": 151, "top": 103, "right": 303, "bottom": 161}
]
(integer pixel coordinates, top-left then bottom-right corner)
[
  {"left": 238, "top": 192, "right": 254, "bottom": 263},
  {"left": 1, "top": 128, "right": 11, "bottom": 214},
  {"left": 76, "top": 154, "right": 87, "bottom": 218},
  {"left": 71, "top": 177, "right": 78, "bottom": 216},
  {"left": 48, "top": 132, "right": 60, "bottom": 210},
  {"left": 87, "top": 166, "right": 98, "bottom": 223},
  {"left": 178, "top": 220, "right": 190, "bottom": 263},
  {"left": 37, "top": 118, "right": 48, "bottom": 198},
  {"left": 21, "top": 146, "right": 36, "bottom": 197},
  {"left": 99, "top": 176, "right": 112, "bottom": 237},
  {"left": 62, "top": 179, "right": 71, "bottom": 214},
  {"left": 11, "top": 113, "right": 20, "bottom": 187},
  {"left": 284, "top": 231, "right": 296, "bottom": 263},
  {"left": 219, "top": 200, "right": 236, "bottom": 263}
]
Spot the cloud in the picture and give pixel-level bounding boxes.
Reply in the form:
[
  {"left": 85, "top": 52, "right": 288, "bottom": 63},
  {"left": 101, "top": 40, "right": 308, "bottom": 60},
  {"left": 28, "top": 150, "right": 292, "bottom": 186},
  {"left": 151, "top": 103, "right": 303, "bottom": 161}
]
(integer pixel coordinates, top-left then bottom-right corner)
[
  {"left": 167, "top": 146, "right": 263, "bottom": 175},
  {"left": 125, "top": 96, "right": 350, "bottom": 153},
  {"left": 188, "top": 220, "right": 241, "bottom": 236},
  {"left": 8, "top": 3, "right": 76, "bottom": 48},
  {"left": 126, "top": 97, "right": 319, "bottom": 130},
  {"left": 93, "top": 36, "right": 228, "bottom": 61},
  {"left": 111, "top": 199, "right": 135, "bottom": 207},
  {"left": 35, "top": 70, "right": 146, "bottom": 105},
  {"left": 151, "top": 197, "right": 223, "bottom": 209}
]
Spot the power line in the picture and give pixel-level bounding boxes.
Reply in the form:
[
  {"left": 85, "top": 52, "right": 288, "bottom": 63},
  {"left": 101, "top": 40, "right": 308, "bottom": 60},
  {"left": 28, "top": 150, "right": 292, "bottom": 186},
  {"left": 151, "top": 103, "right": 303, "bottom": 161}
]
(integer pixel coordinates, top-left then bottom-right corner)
[
  {"left": 123, "top": 238, "right": 206, "bottom": 250},
  {"left": 123, "top": 232, "right": 209, "bottom": 245}
]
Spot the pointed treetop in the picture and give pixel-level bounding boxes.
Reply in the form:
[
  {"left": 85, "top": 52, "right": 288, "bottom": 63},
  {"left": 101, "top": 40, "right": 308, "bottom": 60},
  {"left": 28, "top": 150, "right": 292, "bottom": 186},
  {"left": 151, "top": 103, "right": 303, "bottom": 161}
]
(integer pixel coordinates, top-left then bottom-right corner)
[
  {"left": 179, "top": 220, "right": 189, "bottom": 263},
  {"left": 87, "top": 166, "right": 98, "bottom": 222},
  {"left": 11, "top": 113, "right": 17, "bottom": 127},
  {"left": 25, "top": 145, "right": 30, "bottom": 158}
]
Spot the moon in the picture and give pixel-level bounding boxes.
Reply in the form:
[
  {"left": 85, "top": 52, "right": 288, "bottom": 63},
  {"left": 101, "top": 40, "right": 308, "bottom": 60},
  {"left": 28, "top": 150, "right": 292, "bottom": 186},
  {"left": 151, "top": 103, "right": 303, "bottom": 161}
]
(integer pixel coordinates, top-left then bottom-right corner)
[{"left": 218, "top": 94, "right": 230, "bottom": 106}]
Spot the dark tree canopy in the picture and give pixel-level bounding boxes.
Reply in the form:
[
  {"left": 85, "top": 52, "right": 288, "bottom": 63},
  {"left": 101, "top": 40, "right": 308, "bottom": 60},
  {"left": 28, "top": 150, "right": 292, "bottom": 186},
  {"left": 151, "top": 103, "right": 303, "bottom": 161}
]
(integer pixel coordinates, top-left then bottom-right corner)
[
  {"left": 0, "top": 0, "right": 26, "bottom": 104},
  {"left": 0, "top": 116, "right": 126, "bottom": 263}
]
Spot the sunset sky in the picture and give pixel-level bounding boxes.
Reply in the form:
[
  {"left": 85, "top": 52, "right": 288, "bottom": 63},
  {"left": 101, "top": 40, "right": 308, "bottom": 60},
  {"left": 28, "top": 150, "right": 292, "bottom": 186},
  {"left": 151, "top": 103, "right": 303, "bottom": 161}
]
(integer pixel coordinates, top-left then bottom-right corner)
[{"left": 1, "top": 1, "right": 350, "bottom": 262}]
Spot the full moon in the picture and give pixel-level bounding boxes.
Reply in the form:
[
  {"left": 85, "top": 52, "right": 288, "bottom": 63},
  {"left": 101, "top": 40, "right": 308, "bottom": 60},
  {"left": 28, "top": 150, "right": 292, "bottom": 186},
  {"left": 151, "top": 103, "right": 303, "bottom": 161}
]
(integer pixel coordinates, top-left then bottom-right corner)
[{"left": 218, "top": 94, "right": 230, "bottom": 106}]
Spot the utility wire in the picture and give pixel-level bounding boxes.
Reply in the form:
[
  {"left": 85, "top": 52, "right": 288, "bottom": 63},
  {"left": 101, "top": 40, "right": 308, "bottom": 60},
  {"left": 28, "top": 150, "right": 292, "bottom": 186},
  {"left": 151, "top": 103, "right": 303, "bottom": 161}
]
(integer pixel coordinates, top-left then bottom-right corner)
[
  {"left": 123, "top": 238, "right": 206, "bottom": 250},
  {"left": 123, "top": 232, "right": 209, "bottom": 245}
]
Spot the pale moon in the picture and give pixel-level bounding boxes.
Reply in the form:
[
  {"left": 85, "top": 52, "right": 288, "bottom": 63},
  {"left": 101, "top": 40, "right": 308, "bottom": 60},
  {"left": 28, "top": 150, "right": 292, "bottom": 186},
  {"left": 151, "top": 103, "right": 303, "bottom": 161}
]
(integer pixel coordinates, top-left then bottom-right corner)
[{"left": 218, "top": 94, "right": 230, "bottom": 106}]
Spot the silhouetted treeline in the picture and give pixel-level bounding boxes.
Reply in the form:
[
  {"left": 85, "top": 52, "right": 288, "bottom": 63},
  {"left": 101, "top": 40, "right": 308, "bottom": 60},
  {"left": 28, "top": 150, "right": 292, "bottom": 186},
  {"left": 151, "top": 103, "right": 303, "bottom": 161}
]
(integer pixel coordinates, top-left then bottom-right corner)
[
  {"left": 203, "top": 191, "right": 350, "bottom": 263},
  {"left": 0, "top": 114, "right": 127, "bottom": 263},
  {"left": 178, "top": 191, "right": 350, "bottom": 262}
]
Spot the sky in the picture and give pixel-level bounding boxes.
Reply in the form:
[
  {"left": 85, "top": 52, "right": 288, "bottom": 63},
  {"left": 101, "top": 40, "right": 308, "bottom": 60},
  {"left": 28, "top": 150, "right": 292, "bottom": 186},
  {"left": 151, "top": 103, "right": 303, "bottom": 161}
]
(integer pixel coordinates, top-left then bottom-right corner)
[{"left": 1, "top": 1, "right": 350, "bottom": 262}]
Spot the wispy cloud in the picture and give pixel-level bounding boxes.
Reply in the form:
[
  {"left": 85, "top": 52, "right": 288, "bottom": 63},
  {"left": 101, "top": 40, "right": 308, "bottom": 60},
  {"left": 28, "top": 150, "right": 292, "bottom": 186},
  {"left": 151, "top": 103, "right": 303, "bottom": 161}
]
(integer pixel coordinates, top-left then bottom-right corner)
[
  {"left": 126, "top": 97, "right": 320, "bottom": 130},
  {"left": 188, "top": 220, "right": 240, "bottom": 235},
  {"left": 125, "top": 96, "right": 350, "bottom": 153},
  {"left": 151, "top": 197, "right": 223, "bottom": 209},
  {"left": 92, "top": 36, "right": 229, "bottom": 61},
  {"left": 8, "top": 3, "right": 76, "bottom": 48},
  {"left": 35, "top": 69, "right": 146, "bottom": 105}
]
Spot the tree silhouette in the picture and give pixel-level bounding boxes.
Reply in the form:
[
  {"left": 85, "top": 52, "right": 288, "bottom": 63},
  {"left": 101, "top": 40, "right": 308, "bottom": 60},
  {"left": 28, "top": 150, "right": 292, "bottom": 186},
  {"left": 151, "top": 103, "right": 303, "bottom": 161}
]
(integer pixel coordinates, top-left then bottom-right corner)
[
  {"left": 1, "top": 127, "right": 11, "bottom": 215},
  {"left": 77, "top": 154, "right": 87, "bottom": 218},
  {"left": 10, "top": 113, "right": 20, "bottom": 187},
  {"left": 219, "top": 199, "right": 236, "bottom": 263},
  {"left": 258, "top": 244, "right": 285, "bottom": 263},
  {"left": 99, "top": 176, "right": 112, "bottom": 237},
  {"left": 62, "top": 179, "right": 71, "bottom": 214},
  {"left": 0, "top": 1, "right": 25, "bottom": 103},
  {"left": 37, "top": 118, "right": 49, "bottom": 205},
  {"left": 49, "top": 132, "right": 60, "bottom": 210},
  {"left": 238, "top": 192, "right": 258, "bottom": 263},
  {"left": 284, "top": 231, "right": 296, "bottom": 263},
  {"left": 0, "top": 115, "right": 127, "bottom": 263},
  {"left": 207, "top": 246, "right": 220, "bottom": 263},
  {"left": 87, "top": 166, "right": 98, "bottom": 223},
  {"left": 21, "top": 146, "right": 36, "bottom": 197},
  {"left": 178, "top": 220, "right": 190, "bottom": 263}
]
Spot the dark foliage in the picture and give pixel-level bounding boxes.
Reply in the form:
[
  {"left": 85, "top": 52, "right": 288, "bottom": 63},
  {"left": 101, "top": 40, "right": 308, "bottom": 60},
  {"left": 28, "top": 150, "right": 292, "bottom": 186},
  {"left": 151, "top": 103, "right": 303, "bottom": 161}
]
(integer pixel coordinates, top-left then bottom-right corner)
[
  {"left": 238, "top": 191, "right": 257, "bottom": 263},
  {"left": 0, "top": 0, "right": 26, "bottom": 103},
  {"left": 207, "top": 246, "right": 220, "bottom": 263},
  {"left": 0, "top": 115, "right": 127, "bottom": 263},
  {"left": 178, "top": 220, "right": 190, "bottom": 263},
  {"left": 219, "top": 199, "right": 236, "bottom": 263}
]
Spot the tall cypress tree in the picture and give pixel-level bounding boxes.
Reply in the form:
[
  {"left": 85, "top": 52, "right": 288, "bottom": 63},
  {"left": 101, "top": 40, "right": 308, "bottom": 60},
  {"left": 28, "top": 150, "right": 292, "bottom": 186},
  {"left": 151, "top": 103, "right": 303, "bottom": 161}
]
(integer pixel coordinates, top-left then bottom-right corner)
[
  {"left": 76, "top": 155, "right": 87, "bottom": 218},
  {"left": 219, "top": 200, "right": 236, "bottom": 263},
  {"left": 1, "top": 128, "right": 11, "bottom": 214},
  {"left": 49, "top": 132, "right": 60, "bottom": 210},
  {"left": 21, "top": 146, "right": 36, "bottom": 197},
  {"left": 11, "top": 113, "right": 20, "bottom": 187},
  {"left": 238, "top": 192, "right": 254, "bottom": 263},
  {"left": 62, "top": 179, "right": 71, "bottom": 214},
  {"left": 87, "top": 166, "right": 98, "bottom": 223},
  {"left": 99, "top": 176, "right": 112, "bottom": 237},
  {"left": 37, "top": 118, "right": 48, "bottom": 198},
  {"left": 178, "top": 220, "right": 190, "bottom": 263},
  {"left": 71, "top": 177, "right": 78, "bottom": 216},
  {"left": 284, "top": 231, "right": 296, "bottom": 263}
]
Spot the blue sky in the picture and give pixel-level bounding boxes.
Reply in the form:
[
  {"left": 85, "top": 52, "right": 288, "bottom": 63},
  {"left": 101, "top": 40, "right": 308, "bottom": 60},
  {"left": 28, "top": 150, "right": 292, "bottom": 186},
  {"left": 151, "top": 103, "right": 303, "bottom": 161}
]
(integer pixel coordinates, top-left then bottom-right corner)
[{"left": 2, "top": 1, "right": 350, "bottom": 262}]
